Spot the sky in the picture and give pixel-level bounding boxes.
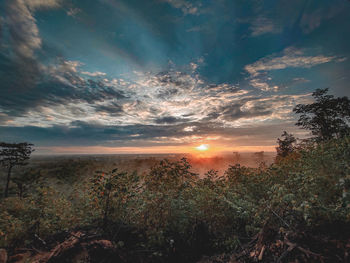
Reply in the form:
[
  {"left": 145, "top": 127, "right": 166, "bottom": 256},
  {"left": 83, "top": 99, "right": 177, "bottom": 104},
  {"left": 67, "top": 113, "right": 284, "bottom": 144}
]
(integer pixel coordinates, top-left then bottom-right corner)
[{"left": 0, "top": 0, "right": 350, "bottom": 154}]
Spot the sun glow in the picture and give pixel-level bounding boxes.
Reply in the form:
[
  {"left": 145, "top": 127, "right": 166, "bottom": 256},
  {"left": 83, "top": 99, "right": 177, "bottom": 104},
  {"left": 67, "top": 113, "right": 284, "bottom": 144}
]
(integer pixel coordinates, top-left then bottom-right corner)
[{"left": 195, "top": 144, "right": 210, "bottom": 151}]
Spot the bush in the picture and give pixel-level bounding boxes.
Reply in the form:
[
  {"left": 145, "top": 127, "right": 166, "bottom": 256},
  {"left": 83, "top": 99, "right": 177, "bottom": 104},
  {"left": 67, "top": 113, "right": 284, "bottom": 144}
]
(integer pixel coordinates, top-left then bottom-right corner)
[{"left": 1, "top": 137, "right": 349, "bottom": 261}]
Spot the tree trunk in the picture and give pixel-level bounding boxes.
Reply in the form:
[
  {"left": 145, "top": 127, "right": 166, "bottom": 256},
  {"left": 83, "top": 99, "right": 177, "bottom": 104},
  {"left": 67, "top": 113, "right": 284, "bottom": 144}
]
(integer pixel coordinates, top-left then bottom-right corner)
[
  {"left": 4, "top": 166, "right": 12, "bottom": 198},
  {"left": 17, "top": 182, "right": 23, "bottom": 199}
]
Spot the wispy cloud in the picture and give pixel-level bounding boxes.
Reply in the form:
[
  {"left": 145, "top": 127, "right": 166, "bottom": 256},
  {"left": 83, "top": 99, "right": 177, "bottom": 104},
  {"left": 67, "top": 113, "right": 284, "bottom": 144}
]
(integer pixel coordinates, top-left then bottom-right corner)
[
  {"left": 162, "top": 0, "right": 201, "bottom": 15},
  {"left": 249, "top": 17, "right": 282, "bottom": 36},
  {"left": 66, "top": 7, "right": 81, "bottom": 17},
  {"left": 300, "top": 3, "right": 345, "bottom": 34},
  {"left": 186, "top": 26, "right": 202, "bottom": 32},
  {"left": 26, "top": 0, "right": 61, "bottom": 10},
  {"left": 245, "top": 47, "right": 338, "bottom": 77},
  {"left": 81, "top": 71, "right": 107, "bottom": 77},
  {"left": 249, "top": 79, "right": 279, "bottom": 92},
  {"left": 245, "top": 47, "right": 344, "bottom": 91}
]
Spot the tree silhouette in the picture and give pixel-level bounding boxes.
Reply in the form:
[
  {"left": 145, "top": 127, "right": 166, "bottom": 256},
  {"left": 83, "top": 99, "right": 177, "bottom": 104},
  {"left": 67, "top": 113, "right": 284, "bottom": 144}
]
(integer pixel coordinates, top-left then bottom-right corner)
[
  {"left": 293, "top": 88, "right": 350, "bottom": 141},
  {"left": 0, "top": 142, "right": 34, "bottom": 197},
  {"left": 276, "top": 131, "right": 296, "bottom": 158},
  {"left": 253, "top": 151, "right": 264, "bottom": 165}
]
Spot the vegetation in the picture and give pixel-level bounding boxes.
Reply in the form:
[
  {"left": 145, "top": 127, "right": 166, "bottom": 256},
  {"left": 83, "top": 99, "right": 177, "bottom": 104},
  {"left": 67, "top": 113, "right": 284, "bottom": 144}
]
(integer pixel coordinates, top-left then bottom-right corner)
[
  {"left": 0, "top": 142, "right": 34, "bottom": 198},
  {"left": 276, "top": 131, "right": 297, "bottom": 160},
  {"left": 0, "top": 136, "right": 348, "bottom": 262},
  {"left": 293, "top": 88, "right": 350, "bottom": 141},
  {"left": 0, "top": 90, "right": 349, "bottom": 262}
]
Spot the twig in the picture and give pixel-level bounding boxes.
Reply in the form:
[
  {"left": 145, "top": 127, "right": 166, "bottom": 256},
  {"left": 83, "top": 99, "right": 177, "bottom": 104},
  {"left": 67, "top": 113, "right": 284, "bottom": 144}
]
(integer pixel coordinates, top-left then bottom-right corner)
[
  {"left": 277, "top": 240, "right": 296, "bottom": 263},
  {"left": 297, "top": 246, "right": 321, "bottom": 258},
  {"left": 258, "top": 245, "right": 265, "bottom": 261},
  {"left": 268, "top": 206, "right": 290, "bottom": 228}
]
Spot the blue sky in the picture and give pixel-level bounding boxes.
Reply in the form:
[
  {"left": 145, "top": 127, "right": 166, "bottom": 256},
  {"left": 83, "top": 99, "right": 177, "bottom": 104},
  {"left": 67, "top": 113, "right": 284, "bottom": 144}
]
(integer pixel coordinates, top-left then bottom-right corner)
[{"left": 0, "top": 0, "right": 349, "bottom": 153}]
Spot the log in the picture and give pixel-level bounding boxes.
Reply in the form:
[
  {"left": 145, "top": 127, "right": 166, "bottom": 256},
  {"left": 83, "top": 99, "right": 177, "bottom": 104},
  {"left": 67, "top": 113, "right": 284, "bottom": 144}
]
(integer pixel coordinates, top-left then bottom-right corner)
[{"left": 0, "top": 249, "right": 7, "bottom": 263}]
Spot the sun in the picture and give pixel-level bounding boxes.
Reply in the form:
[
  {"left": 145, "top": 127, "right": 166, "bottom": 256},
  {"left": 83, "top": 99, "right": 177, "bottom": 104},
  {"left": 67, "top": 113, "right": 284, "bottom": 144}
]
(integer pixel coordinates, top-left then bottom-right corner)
[{"left": 195, "top": 144, "right": 209, "bottom": 151}]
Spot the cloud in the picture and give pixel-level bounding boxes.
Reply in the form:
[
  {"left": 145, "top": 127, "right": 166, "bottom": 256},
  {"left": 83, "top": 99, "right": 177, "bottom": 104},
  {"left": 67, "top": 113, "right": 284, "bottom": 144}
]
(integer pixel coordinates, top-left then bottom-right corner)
[
  {"left": 1, "top": 53, "right": 295, "bottom": 133},
  {"left": 155, "top": 116, "right": 188, "bottom": 124},
  {"left": 205, "top": 93, "right": 309, "bottom": 125},
  {"left": 300, "top": 3, "right": 345, "bottom": 34},
  {"left": 183, "top": 126, "right": 195, "bottom": 132},
  {"left": 245, "top": 47, "right": 337, "bottom": 77},
  {"left": 66, "top": 7, "right": 81, "bottom": 17},
  {"left": 1, "top": 0, "right": 349, "bottom": 151},
  {"left": 0, "top": 0, "right": 62, "bottom": 100},
  {"left": 0, "top": 119, "right": 303, "bottom": 149},
  {"left": 244, "top": 47, "right": 343, "bottom": 91},
  {"left": 0, "top": 58, "right": 127, "bottom": 122},
  {"left": 93, "top": 101, "right": 124, "bottom": 115},
  {"left": 216, "top": 101, "right": 272, "bottom": 122},
  {"left": 162, "top": 0, "right": 201, "bottom": 15},
  {"left": 249, "top": 17, "right": 282, "bottom": 36},
  {"left": 81, "top": 71, "right": 107, "bottom": 77},
  {"left": 26, "top": 0, "right": 61, "bottom": 10},
  {"left": 249, "top": 79, "right": 278, "bottom": 92},
  {"left": 5, "top": 0, "right": 42, "bottom": 58},
  {"left": 186, "top": 26, "right": 202, "bottom": 32},
  {"left": 0, "top": 50, "right": 310, "bottom": 148},
  {"left": 4, "top": 0, "right": 61, "bottom": 58}
]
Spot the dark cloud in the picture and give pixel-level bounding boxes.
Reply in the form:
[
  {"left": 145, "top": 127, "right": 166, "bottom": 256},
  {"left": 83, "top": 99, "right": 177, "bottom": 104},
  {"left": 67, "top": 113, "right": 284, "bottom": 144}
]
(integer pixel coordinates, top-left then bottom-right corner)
[
  {"left": 93, "top": 101, "right": 124, "bottom": 115},
  {"left": 156, "top": 70, "right": 191, "bottom": 86},
  {"left": 0, "top": 0, "right": 129, "bottom": 120},
  {"left": 155, "top": 116, "right": 187, "bottom": 124},
  {"left": 0, "top": 120, "right": 301, "bottom": 148},
  {"left": 219, "top": 102, "right": 271, "bottom": 121},
  {"left": 0, "top": 51, "right": 40, "bottom": 93},
  {"left": 157, "top": 88, "right": 180, "bottom": 99},
  {"left": 203, "top": 97, "right": 269, "bottom": 121},
  {"left": 0, "top": 54, "right": 127, "bottom": 117}
]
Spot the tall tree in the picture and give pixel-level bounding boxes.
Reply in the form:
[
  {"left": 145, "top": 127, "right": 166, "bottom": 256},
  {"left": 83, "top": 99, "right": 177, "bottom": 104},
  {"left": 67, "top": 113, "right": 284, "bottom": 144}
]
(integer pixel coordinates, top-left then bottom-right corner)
[
  {"left": 276, "top": 131, "right": 296, "bottom": 159},
  {"left": 293, "top": 88, "right": 350, "bottom": 141},
  {"left": 0, "top": 142, "right": 34, "bottom": 197}
]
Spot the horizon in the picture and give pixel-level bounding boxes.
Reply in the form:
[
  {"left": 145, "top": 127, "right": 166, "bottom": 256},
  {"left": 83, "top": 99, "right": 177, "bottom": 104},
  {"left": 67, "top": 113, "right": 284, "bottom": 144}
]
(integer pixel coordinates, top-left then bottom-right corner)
[
  {"left": 32, "top": 145, "right": 278, "bottom": 155},
  {"left": 31, "top": 150, "right": 277, "bottom": 156}
]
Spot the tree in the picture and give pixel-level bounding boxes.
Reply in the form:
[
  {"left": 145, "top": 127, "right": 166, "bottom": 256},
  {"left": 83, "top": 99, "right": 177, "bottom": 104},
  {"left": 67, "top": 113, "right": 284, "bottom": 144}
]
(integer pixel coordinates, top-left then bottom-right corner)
[
  {"left": 12, "top": 168, "right": 41, "bottom": 198},
  {"left": 253, "top": 151, "right": 264, "bottom": 165},
  {"left": 276, "top": 131, "right": 297, "bottom": 158},
  {"left": 0, "top": 142, "right": 34, "bottom": 197},
  {"left": 293, "top": 88, "right": 350, "bottom": 141},
  {"left": 145, "top": 158, "right": 197, "bottom": 191}
]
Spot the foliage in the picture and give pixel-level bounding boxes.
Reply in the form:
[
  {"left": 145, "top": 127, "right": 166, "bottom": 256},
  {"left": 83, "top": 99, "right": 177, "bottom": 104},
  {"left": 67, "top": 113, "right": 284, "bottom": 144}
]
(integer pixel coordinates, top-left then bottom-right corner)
[
  {"left": 88, "top": 168, "right": 141, "bottom": 228},
  {"left": 0, "top": 187, "right": 77, "bottom": 248},
  {"left": 0, "top": 137, "right": 349, "bottom": 261},
  {"left": 293, "top": 88, "right": 350, "bottom": 141},
  {"left": 0, "top": 142, "right": 34, "bottom": 197},
  {"left": 276, "top": 131, "right": 297, "bottom": 159}
]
